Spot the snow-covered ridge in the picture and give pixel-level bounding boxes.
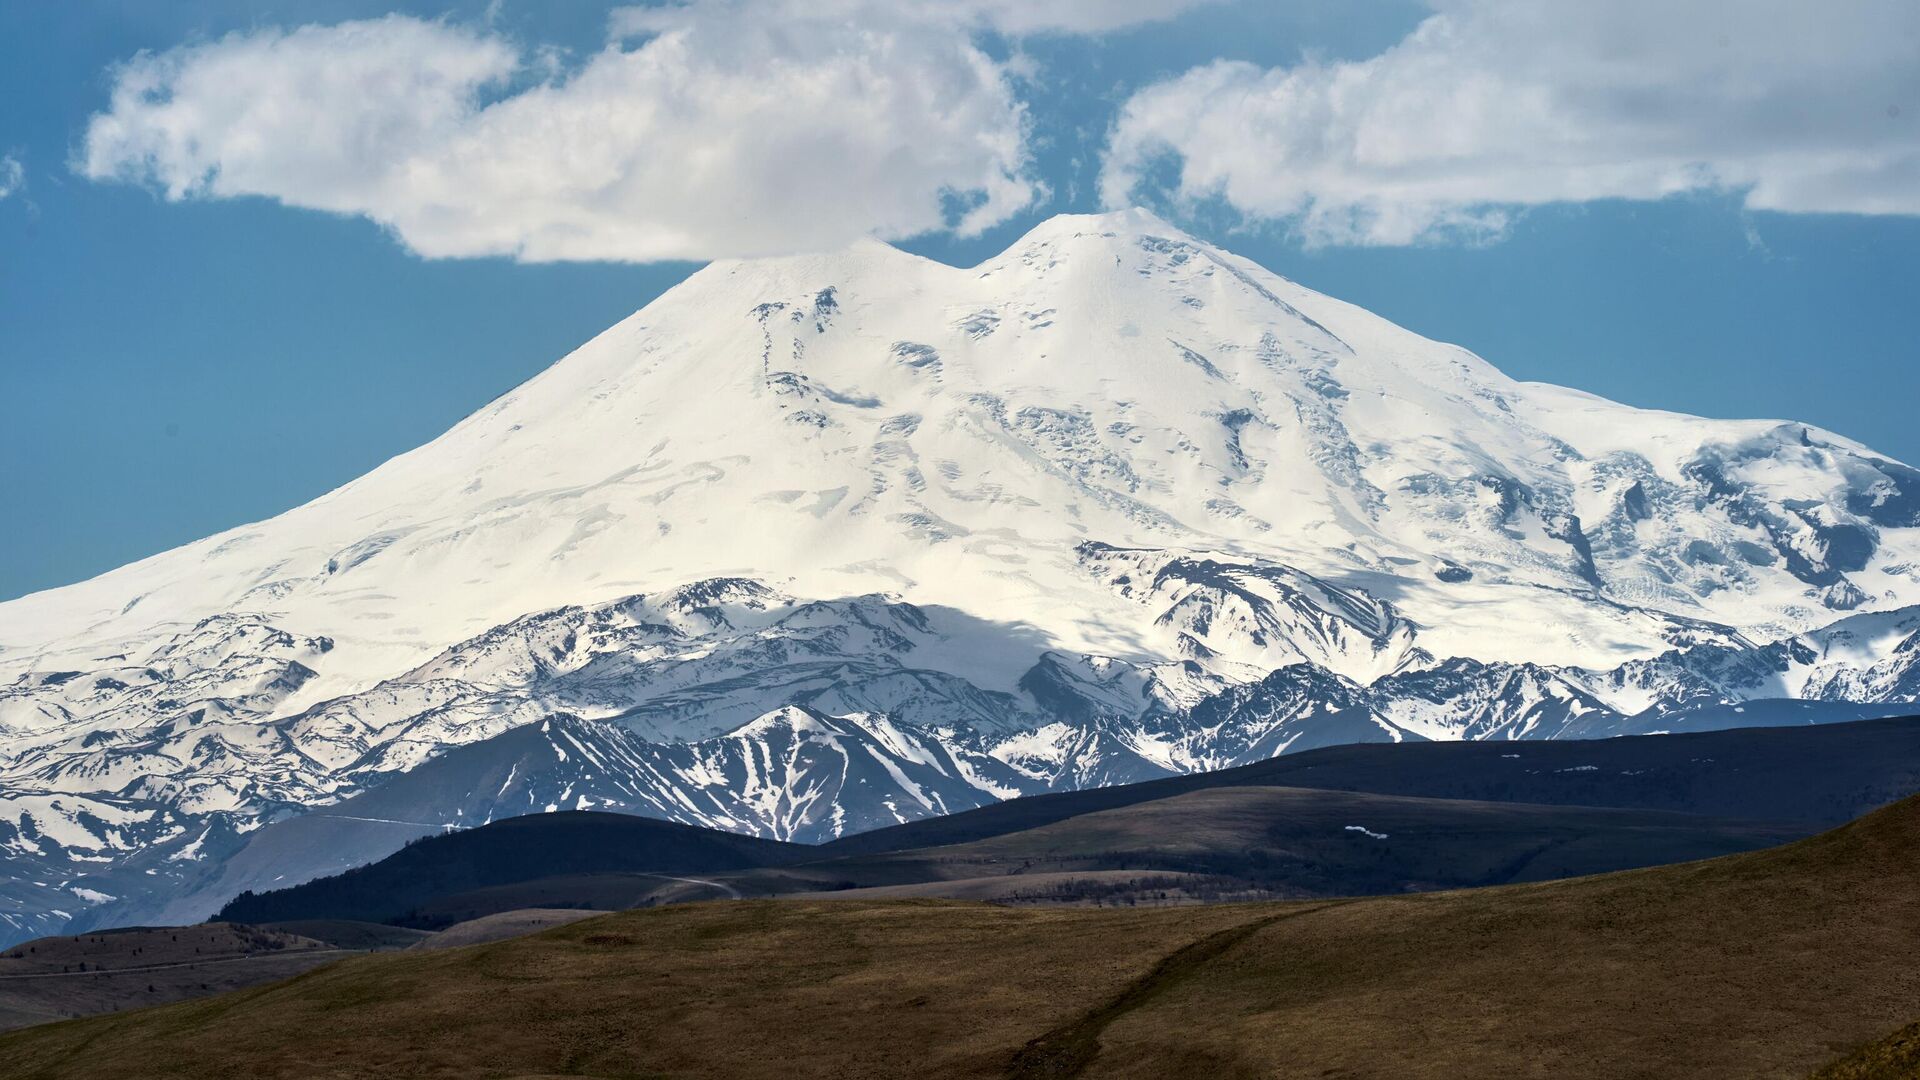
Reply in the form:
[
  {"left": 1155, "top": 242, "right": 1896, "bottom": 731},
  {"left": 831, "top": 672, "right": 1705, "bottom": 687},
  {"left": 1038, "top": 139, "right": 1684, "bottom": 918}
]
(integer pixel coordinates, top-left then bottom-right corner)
[
  {"left": 7, "top": 209, "right": 1917, "bottom": 683},
  {"left": 8, "top": 574, "right": 1920, "bottom": 941},
  {"left": 3, "top": 207, "right": 1919, "bottom": 942}
]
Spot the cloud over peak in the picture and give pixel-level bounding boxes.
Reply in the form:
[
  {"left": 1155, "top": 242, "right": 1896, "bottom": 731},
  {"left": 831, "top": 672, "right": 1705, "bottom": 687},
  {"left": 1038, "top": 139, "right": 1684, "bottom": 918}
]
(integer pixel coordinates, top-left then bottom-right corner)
[
  {"left": 81, "top": 6, "right": 1045, "bottom": 262},
  {"left": 77, "top": 0, "right": 1920, "bottom": 257},
  {"left": 1101, "top": 0, "right": 1920, "bottom": 245}
]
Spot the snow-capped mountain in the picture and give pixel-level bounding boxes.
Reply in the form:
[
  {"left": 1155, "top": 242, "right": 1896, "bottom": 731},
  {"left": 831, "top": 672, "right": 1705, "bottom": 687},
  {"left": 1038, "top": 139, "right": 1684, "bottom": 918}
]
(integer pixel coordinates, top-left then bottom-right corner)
[{"left": 5, "top": 208, "right": 1920, "bottom": 942}]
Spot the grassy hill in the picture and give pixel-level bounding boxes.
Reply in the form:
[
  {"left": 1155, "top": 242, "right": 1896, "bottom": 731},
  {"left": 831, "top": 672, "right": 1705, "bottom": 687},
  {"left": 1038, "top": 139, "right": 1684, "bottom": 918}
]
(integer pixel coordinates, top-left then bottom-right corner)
[
  {"left": 1044, "top": 791, "right": 1920, "bottom": 1079},
  {"left": 5, "top": 793, "right": 1917, "bottom": 1079},
  {"left": 216, "top": 810, "right": 806, "bottom": 927},
  {"left": 0, "top": 924, "right": 343, "bottom": 1033},
  {"left": 211, "top": 714, "right": 1920, "bottom": 928},
  {"left": 727, "top": 784, "right": 1808, "bottom": 907},
  {"left": 822, "top": 713, "right": 1920, "bottom": 856},
  {"left": 216, "top": 783, "right": 1810, "bottom": 927},
  {"left": 251, "top": 922, "right": 431, "bottom": 951},
  {"left": 843, "top": 785, "right": 1803, "bottom": 891}
]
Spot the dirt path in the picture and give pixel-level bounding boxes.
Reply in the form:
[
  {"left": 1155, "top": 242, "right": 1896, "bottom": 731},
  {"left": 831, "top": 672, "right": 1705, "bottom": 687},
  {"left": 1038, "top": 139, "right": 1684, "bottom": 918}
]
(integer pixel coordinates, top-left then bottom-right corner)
[
  {"left": 1004, "top": 901, "right": 1353, "bottom": 1079},
  {"left": 626, "top": 874, "right": 743, "bottom": 902}
]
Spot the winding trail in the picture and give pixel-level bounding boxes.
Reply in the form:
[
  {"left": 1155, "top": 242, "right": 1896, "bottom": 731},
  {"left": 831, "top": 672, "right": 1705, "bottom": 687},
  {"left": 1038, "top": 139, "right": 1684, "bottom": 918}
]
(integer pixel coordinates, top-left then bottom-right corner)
[
  {"left": 1005, "top": 901, "right": 1354, "bottom": 1079},
  {"left": 626, "top": 874, "right": 743, "bottom": 903}
]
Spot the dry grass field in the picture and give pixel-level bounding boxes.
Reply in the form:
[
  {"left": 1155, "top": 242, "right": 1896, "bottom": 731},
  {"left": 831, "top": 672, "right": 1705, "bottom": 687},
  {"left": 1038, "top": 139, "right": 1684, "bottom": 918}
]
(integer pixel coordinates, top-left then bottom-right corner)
[
  {"left": 2, "top": 793, "right": 1916, "bottom": 1079},
  {"left": 0, "top": 923, "right": 345, "bottom": 1033},
  {"left": 411, "top": 909, "right": 613, "bottom": 951},
  {"left": 1813, "top": 1018, "right": 1920, "bottom": 1080}
]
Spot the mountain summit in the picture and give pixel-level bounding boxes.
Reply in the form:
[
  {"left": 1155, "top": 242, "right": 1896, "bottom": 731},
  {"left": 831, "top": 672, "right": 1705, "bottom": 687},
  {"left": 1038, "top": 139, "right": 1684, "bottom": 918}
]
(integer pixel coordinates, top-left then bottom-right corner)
[
  {"left": 3, "top": 209, "right": 1919, "bottom": 941},
  {"left": 11, "top": 209, "right": 1914, "bottom": 677}
]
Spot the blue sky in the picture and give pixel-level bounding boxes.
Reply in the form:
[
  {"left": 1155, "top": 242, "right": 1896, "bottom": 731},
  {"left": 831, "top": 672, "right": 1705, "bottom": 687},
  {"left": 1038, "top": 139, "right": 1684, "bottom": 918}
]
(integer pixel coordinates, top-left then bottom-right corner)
[{"left": 2, "top": 0, "right": 1917, "bottom": 602}]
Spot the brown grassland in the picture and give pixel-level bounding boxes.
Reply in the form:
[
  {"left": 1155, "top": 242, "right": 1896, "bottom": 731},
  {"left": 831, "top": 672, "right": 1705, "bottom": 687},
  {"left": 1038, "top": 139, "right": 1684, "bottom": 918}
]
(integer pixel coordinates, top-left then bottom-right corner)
[
  {"left": 1812, "top": 1018, "right": 1920, "bottom": 1080},
  {"left": 0, "top": 923, "right": 346, "bottom": 1033},
  {"left": 2, "top": 794, "right": 1917, "bottom": 1079}
]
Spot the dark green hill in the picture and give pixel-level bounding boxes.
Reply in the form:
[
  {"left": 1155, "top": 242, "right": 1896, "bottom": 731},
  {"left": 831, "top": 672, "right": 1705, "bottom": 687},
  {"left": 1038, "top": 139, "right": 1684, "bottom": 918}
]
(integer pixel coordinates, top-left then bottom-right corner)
[
  {"left": 394, "top": 783, "right": 1806, "bottom": 921},
  {"left": 826, "top": 784, "right": 1804, "bottom": 894},
  {"left": 216, "top": 811, "right": 806, "bottom": 927},
  {"left": 822, "top": 713, "right": 1920, "bottom": 856},
  {"left": 214, "top": 716, "right": 1920, "bottom": 928},
  {"left": 222, "top": 788, "right": 1807, "bottom": 928}
]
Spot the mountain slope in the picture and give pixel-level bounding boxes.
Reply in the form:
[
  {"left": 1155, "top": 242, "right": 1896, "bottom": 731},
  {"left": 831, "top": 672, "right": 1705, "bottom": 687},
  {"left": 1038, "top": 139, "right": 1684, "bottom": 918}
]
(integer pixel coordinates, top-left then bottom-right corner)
[
  {"left": 186, "top": 713, "right": 1920, "bottom": 933},
  {"left": 10, "top": 209, "right": 1918, "bottom": 685},
  {"left": 205, "top": 730, "right": 1842, "bottom": 928},
  {"left": 4, "top": 208, "right": 1920, "bottom": 943}
]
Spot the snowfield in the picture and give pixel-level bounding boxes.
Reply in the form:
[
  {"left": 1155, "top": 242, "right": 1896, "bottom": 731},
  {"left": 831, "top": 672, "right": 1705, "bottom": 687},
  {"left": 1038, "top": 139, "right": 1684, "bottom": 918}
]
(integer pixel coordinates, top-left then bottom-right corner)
[{"left": 2, "top": 208, "right": 1918, "bottom": 942}]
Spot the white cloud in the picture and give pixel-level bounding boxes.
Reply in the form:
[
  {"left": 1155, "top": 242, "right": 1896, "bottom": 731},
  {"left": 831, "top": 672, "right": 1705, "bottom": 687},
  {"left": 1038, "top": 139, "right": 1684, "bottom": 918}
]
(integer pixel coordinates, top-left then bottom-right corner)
[
  {"left": 1101, "top": 0, "right": 1920, "bottom": 245},
  {"left": 948, "top": 0, "right": 1216, "bottom": 34},
  {"left": 83, "top": 18, "right": 516, "bottom": 218},
  {"left": 608, "top": 0, "right": 1221, "bottom": 39},
  {"left": 929, "top": 0, "right": 1220, "bottom": 35},
  {"left": 81, "top": 6, "right": 1045, "bottom": 262},
  {"left": 0, "top": 155, "right": 22, "bottom": 200}
]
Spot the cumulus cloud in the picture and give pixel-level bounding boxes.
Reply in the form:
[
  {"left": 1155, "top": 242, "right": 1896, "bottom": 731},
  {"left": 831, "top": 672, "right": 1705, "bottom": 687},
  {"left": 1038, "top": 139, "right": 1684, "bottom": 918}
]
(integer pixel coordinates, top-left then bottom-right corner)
[
  {"left": 83, "top": 19, "right": 516, "bottom": 218},
  {"left": 80, "top": 6, "right": 1048, "bottom": 261},
  {"left": 1101, "top": 0, "right": 1920, "bottom": 245},
  {"left": 0, "top": 155, "right": 22, "bottom": 200}
]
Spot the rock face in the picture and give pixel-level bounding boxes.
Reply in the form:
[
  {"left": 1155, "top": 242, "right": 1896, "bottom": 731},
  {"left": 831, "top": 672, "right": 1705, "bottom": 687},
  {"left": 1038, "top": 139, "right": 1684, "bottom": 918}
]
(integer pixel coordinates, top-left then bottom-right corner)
[{"left": 4, "top": 208, "right": 1920, "bottom": 942}]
